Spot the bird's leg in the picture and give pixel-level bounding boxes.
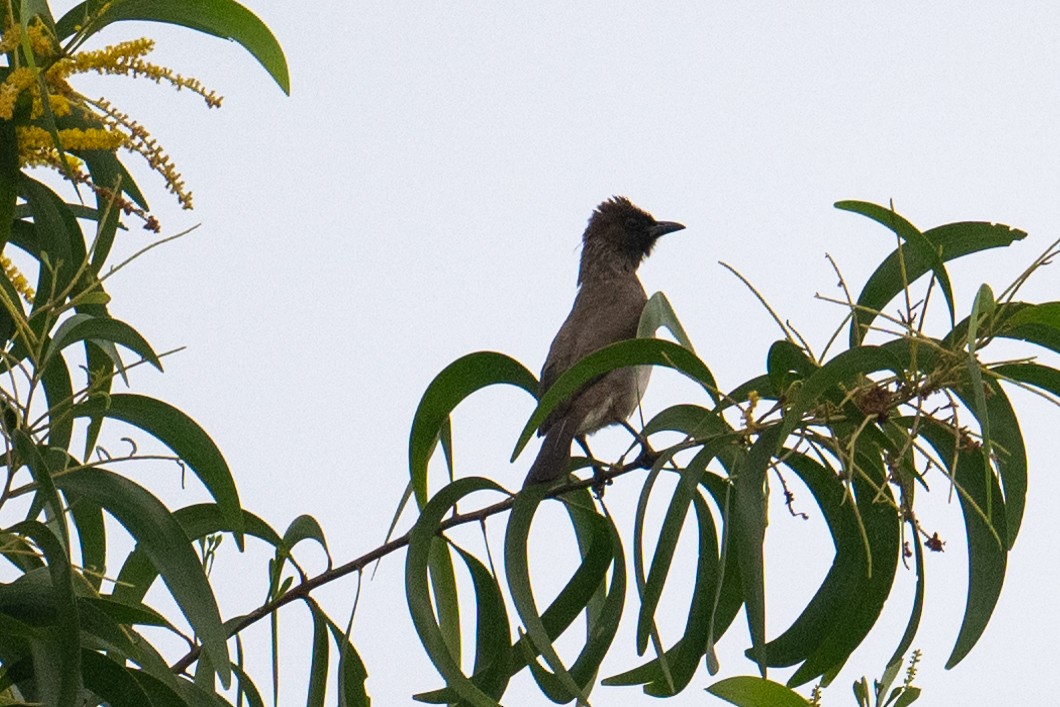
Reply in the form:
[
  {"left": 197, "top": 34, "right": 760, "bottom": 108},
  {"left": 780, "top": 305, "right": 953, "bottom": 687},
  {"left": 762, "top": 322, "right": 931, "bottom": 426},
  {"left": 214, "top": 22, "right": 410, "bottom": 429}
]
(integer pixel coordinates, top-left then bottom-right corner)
[
  {"left": 575, "top": 436, "right": 612, "bottom": 497},
  {"left": 619, "top": 420, "right": 657, "bottom": 469}
]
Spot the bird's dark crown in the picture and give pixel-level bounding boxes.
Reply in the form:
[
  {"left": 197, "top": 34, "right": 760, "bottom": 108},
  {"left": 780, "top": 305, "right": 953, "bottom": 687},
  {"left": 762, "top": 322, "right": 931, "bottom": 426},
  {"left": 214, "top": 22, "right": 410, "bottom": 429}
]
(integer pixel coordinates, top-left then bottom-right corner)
[{"left": 578, "top": 196, "right": 661, "bottom": 283}]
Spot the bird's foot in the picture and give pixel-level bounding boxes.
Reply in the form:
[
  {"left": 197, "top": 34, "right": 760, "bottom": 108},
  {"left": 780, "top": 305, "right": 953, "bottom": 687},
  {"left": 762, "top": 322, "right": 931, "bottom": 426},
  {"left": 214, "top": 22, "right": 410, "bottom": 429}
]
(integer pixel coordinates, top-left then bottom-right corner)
[{"left": 589, "top": 463, "right": 614, "bottom": 498}]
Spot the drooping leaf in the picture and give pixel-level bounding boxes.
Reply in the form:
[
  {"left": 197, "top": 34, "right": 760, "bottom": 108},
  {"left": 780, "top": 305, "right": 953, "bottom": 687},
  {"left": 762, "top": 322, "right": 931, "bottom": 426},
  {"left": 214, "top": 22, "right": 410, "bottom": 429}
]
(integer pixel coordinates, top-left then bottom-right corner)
[
  {"left": 405, "top": 476, "right": 507, "bottom": 707},
  {"left": 732, "top": 426, "right": 784, "bottom": 676},
  {"left": 72, "top": 393, "right": 244, "bottom": 545},
  {"left": 836, "top": 204, "right": 1024, "bottom": 346},
  {"left": 503, "top": 483, "right": 593, "bottom": 704},
  {"left": 52, "top": 469, "right": 231, "bottom": 688},
  {"left": 409, "top": 351, "right": 537, "bottom": 506},
  {"left": 56, "top": 0, "right": 291, "bottom": 94},
  {"left": 916, "top": 421, "right": 1007, "bottom": 669}
]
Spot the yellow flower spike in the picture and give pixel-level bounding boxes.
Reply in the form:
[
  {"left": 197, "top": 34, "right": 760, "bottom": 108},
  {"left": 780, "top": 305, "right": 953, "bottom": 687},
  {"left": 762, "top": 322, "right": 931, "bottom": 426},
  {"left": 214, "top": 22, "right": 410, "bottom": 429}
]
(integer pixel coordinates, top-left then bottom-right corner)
[
  {"left": 0, "top": 67, "right": 37, "bottom": 120},
  {"left": 0, "top": 256, "right": 36, "bottom": 305}
]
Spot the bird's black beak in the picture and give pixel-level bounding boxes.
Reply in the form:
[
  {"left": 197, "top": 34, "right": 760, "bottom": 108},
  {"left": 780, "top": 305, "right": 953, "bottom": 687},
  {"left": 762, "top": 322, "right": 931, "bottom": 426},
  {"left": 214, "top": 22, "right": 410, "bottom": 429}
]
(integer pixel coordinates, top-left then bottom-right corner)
[{"left": 649, "top": 221, "right": 686, "bottom": 239}]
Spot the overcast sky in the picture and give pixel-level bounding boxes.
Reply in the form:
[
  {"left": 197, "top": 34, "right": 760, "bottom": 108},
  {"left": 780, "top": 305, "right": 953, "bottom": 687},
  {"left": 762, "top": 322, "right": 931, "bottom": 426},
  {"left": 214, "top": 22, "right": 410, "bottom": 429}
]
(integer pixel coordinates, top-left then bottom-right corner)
[{"left": 61, "top": 2, "right": 1060, "bottom": 704}]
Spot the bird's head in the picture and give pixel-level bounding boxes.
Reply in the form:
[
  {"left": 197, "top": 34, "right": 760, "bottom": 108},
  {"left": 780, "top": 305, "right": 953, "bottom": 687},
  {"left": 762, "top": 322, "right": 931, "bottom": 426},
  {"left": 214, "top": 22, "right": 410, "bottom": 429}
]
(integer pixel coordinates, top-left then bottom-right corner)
[{"left": 578, "top": 196, "right": 685, "bottom": 283}]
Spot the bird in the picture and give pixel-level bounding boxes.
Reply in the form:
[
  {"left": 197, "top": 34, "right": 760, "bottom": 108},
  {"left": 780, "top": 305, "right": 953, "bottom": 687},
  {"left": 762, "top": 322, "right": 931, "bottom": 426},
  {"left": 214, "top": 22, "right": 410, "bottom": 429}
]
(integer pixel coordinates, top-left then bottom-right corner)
[{"left": 524, "top": 196, "right": 685, "bottom": 486}]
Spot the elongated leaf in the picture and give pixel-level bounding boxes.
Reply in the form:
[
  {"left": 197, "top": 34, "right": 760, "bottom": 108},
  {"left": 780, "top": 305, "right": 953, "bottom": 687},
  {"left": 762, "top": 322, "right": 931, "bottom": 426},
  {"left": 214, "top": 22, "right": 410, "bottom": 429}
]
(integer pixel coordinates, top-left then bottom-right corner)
[
  {"left": 996, "top": 301, "right": 1060, "bottom": 356},
  {"left": 281, "top": 514, "right": 330, "bottom": 562},
  {"left": 72, "top": 393, "right": 244, "bottom": 545},
  {"left": 732, "top": 426, "right": 783, "bottom": 676},
  {"left": 80, "top": 650, "right": 153, "bottom": 707},
  {"left": 64, "top": 490, "right": 106, "bottom": 590},
  {"left": 707, "top": 675, "right": 810, "bottom": 706},
  {"left": 9, "top": 521, "right": 81, "bottom": 706},
  {"left": 787, "top": 445, "right": 900, "bottom": 687},
  {"left": 405, "top": 476, "right": 507, "bottom": 707},
  {"left": 429, "top": 536, "right": 461, "bottom": 665},
  {"left": 638, "top": 291, "right": 695, "bottom": 351},
  {"left": 608, "top": 486, "right": 721, "bottom": 696},
  {"left": 759, "top": 453, "right": 860, "bottom": 667},
  {"left": 417, "top": 489, "right": 614, "bottom": 704},
  {"left": 306, "top": 605, "right": 329, "bottom": 707},
  {"left": 0, "top": 117, "right": 17, "bottom": 250},
  {"left": 44, "top": 313, "right": 162, "bottom": 372},
  {"left": 110, "top": 505, "right": 298, "bottom": 622},
  {"left": 503, "top": 484, "right": 592, "bottom": 704},
  {"left": 916, "top": 421, "right": 1007, "bottom": 668},
  {"left": 20, "top": 176, "right": 86, "bottom": 307},
  {"left": 409, "top": 351, "right": 537, "bottom": 505},
  {"left": 56, "top": 0, "right": 290, "bottom": 94},
  {"left": 513, "top": 339, "right": 719, "bottom": 459},
  {"left": 39, "top": 341, "right": 75, "bottom": 449},
  {"left": 837, "top": 200, "right": 955, "bottom": 338},
  {"left": 766, "top": 340, "right": 817, "bottom": 396},
  {"left": 992, "top": 362, "right": 1060, "bottom": 399},
  {"left": 837, "top": 206, "right": 1024, "bottom": 346},
  {"left": 455, "top": 546, "right": 512, "bottom": 700},
  {"left": 321, "top": 615, "right": 370, "bottom": 707},
  {"left": 952, "top": 377, "right": 1025, "bottom": 547},
  {"left": 888, "top": 527, "right": 925, "bottom": 667},
  {"left": 52, "top": 469, "right": 230, "bottom": 687}
]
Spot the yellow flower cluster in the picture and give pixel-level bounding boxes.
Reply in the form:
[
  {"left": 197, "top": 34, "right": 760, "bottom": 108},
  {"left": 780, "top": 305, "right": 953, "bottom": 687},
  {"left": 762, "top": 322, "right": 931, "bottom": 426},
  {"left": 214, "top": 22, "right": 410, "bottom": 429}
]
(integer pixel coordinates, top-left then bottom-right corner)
[
  {"left": 17, "top": 125, "right": 126, "bottom": 152},
  {"left": 0, "top": 18, "right": 55, "bottom": 58},
  {"left": 0, "top": 26, "right": 222, "bottom": 216},
  {"left": 94, "top": 97, "right": 193, "bottom": 209},
  {"left": 0, "top": 256, "right": 36, "bottom": 305},
  {"left": 51, "top": 38, "right": 222, "bottom": 108},
  {"left": 0, "top": 67, "right": 36, "bottom": 120}
]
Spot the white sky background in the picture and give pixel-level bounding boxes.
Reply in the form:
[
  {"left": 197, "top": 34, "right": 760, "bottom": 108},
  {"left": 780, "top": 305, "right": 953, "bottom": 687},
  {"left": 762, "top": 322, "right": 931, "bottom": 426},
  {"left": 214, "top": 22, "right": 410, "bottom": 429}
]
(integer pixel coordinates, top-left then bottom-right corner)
[{"left": 55, "top": 1, "right": 1060, "bottom": 704}]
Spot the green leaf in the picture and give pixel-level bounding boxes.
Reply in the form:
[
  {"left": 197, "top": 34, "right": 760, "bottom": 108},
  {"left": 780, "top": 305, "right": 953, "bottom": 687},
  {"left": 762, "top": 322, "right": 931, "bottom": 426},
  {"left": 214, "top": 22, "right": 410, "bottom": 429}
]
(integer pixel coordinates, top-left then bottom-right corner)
[
  {"left": 512, "top": 339, "right": 719, "bottom": 460},
  {"left": 455, "top": 546, "right": 512, "bottom": 700},
  {"left": 409, "top": 351, "right": 537, "bottom": 506},
  {"left": 72, "top": 393, "right": 244, "bottom": 546},
  {"left": 707, "top": 675, "right": 810, "bottom": 706},
  {"left": 916, "top": 421, "right": 1007, "bottom": 669},
  {"left": 503, "top": 484, "right": 592, "bottom": 704},
  {"left": 766, "top": 340, "right": 817, "bottom": 397},
  {"left": 995, "top": 301, "right": 1060, "bottom": 356},
  {"left": 0, "top": 117, "right": 18, "bottom": 251},
  {"left": 281, "top": 514, "right": 330, "bottom": 563},
  {"left": 79, "top": 650, "right": 153, "bottom": 707},
  {"left": 732, "top": 426, "right": 783, "bottom": 677},
  {"left": 787, "top": 444, "right": 900, "bottom": 687},
  {"left": 55, "top": 0, "right": 290, "bottom": 94},
  {"left": 888, "top": 528, "right": 925, "bottom": 667},
  {"left": 428, "top": 537, "right": 461, "bottom": 665},
  {"left": 638, "top": 293, "right": 704, "bottom": 396},
  {"left": 321, "top": 615, "right": 370, "bottom": 707},
  {"left": 836, "top": 205, "right": 1024, "bottom": 346},
  {"left": 952, "top": 377, "right": 1026, "bottom": 548},
  {"left": 44, "top": 313, "right": 163, "bottom": 374},
  {"left": 837, "top": 200, "right": 956, "bottom": 338},
  {"left": 992, "top": 362, "right": 1060, "bottom": 399},
  {"left": 758, "top": 453, "right": 861, "bottom": 668},
  {"left": 52, "top": 468, "right": 231, "bottom": 688},
  {"left": 405, "top": 476, "right": 507, "bottom": 707},
  {"left": 8, "top": 522, "right": 81, "bottom": 706},
  {"left": 306, "top": 605, "right": 329, "bottom": 707}
]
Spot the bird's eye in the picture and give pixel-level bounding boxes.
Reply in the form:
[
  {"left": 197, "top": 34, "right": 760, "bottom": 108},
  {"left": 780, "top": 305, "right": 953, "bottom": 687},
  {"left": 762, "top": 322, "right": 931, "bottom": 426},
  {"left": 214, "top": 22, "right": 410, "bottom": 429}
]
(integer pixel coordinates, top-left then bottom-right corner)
[{"left": 625, "top": 216, "right": 640, "bottom": 230}]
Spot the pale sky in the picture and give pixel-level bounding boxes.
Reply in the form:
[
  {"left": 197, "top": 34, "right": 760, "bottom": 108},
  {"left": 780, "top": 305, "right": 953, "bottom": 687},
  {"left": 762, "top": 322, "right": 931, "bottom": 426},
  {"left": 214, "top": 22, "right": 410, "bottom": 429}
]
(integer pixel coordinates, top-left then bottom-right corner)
[{"left": 61, "top": 2, "right": 1060, "bottom": 704}]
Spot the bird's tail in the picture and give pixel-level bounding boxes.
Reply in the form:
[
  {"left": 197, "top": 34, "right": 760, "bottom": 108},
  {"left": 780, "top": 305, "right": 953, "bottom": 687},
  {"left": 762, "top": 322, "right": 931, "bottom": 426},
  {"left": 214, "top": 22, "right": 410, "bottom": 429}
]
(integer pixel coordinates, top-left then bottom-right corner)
[{"left": 524, "top": 423, "right": 575, "bottom": 486}]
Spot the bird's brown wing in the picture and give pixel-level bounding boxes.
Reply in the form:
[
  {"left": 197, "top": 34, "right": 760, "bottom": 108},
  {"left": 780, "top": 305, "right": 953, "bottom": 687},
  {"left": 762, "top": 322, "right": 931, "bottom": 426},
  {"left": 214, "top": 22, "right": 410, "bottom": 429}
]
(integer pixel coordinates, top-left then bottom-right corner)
[{"left": 538, "top": 279, "right": 646, "bottom": 434}]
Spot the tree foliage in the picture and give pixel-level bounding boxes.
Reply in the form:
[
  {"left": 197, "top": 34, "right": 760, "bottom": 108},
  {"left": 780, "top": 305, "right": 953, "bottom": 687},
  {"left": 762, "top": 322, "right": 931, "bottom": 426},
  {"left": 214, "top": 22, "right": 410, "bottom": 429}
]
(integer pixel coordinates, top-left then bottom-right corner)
[{"left": 2, "top": 2, "right": 1058, "bottom": 706}]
